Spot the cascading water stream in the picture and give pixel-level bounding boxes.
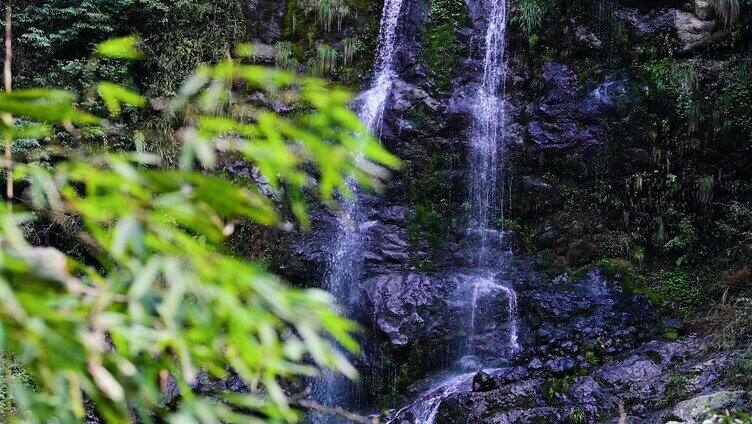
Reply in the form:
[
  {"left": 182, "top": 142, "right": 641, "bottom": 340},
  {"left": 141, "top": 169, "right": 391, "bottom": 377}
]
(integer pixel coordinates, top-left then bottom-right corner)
[
  {"left": 310, "top": 0, "right": 405, "bottom": 421},
  {"left": 464, "top": 0, "right": 516, "bottom": 365},
  {"left": 327, "top": 0, "right": 404, "bottom": 300},
  {"left": 389, "top": 1, "right": 517, "bottom": 421},
  {"left": 469, "top": 0, "right": 510, "bottom": 263}
]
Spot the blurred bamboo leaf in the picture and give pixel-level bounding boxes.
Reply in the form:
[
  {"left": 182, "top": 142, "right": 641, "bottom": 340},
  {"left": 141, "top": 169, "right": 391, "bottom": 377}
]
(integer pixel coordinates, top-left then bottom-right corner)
[
  {"left": 95, "top": 35, "right": 143, "bottom": 60},
  {"left": 0, "top": 36, "right": 400, "bottom": 424},
  {"left": 97, "top": 83, "right": 148, "bottom": 117}
]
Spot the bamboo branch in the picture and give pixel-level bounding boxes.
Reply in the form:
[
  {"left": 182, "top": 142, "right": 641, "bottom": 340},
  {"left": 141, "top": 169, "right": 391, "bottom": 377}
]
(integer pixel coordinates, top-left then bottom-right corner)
[{"left": 3, "top": 5, "right": 12, "bottom": 203}]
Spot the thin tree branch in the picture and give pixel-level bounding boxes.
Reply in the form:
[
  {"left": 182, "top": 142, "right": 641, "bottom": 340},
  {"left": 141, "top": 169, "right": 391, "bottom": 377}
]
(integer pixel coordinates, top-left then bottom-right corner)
[
  {"left": 293, "top": 399, "right": 379, "bottom": 424},
  {"left": 288, "top": 387, "right": 379, "bottom": 424}
]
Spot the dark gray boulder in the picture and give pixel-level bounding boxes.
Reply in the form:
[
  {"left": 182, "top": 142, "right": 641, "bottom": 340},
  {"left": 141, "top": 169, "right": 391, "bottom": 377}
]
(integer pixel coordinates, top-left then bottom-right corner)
[{"left": 360, "top": 272, "right": 463, "bottom": 346}]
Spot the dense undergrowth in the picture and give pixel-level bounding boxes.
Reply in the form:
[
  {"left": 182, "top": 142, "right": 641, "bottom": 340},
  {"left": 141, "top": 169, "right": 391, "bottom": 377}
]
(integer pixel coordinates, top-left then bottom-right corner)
[{"left": 497, "top": 0, "right": 752, "bottom": 331}]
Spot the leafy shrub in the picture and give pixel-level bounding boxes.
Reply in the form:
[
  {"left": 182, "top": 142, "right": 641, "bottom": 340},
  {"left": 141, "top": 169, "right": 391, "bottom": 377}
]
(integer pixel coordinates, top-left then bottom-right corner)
[
  {"left": 726, "top": 350, "right": 752, "bottom": 390},
  {"left": 422, "top": 0, "right": 469, "bottom": 92},
  {"left": 275, "top": 42, "right": 302, "bottom": 71},
  {"left": 0, "top": 38, "right": 398, "bottom": 423},
  {"left": 660, "top": 373, "right": 693, "bottom": 407},
  {"left": 567, "top": 406, "right": 587, "bottom": 424},
  {"left": 309, "top": 43, "right": 339, "bottom": 76},
  {"left": 709, "top": 410, "right": 752, "bottom": 423},
  {"left": 296, "top": 0, "right": 351, "bottom": 32},
  {"left": 0, "top": 355, "right": 35, "bottom": 421},
  {"left": 544, "top": 375, "right": 575, "bottom": 401},
  {"left": 512, "top": 0, "right": 552, "bottom": 38},
  {"left": 653, "top": 270, "right": 704, "bottom": 317},
  {"left": 14, "top": 0, "right": 250, "bottom": 97},
  {"left": 705, "top": 298, "right": 752, "bottom": 351}
]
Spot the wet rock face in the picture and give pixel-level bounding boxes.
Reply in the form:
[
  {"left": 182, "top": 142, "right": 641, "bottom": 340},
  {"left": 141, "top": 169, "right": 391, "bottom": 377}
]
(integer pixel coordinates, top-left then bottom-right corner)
[
  {"left": 615, "top": 7, "right": 677, "bottom": 40},
  {"left": 668, "top": 390, "right": 747, "bottom": 422},
  {"left": 287, "top": 0, "right": 749, "bottom": 419},
  {"left": 518, "top": 269, "right": 659, "bottom": 367},
  {"left": 387, "top": 268, "right": 750, "bottom": 423},
  {"left": 613, "top": 0, "right": 730, "bottom": 53},
  {"left": 423, "top": 337, "right": 751, "bottom": 424},
  {"left": 242, "top": 0, "right": 285, "bottom": 43},
  {"left": 360, "top": 273, "right": 462, "bottom": 346},
  {"left": 524, "top": 62, "right": 613, "bottom": 152}
]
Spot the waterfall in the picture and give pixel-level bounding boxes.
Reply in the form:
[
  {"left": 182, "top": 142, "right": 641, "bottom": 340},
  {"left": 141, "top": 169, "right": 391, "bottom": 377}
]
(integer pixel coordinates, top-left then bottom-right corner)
[
  {"left": 327, "top": 0, "right": 405, "bottom": 302},
  {"left": 389, "top": 1, "right": 517, "bottom": 421},
  {"left": 310, "top": 0, "right": 405, "bottom": 420},
  {"left": 468, "top": 0, "right": 510, "bottom": 262},
  {"left": 358, "top": 0, "right": 405, "bottom": 134},
  {"left": 463, "top": 0, "right": 517, "bottom": 363}
]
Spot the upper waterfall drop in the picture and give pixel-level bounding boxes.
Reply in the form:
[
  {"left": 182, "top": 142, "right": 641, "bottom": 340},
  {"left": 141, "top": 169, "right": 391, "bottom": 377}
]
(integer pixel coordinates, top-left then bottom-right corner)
[
  {"left": 358, "top": 0, "right": 405, "bottom": 135},
  {"left": 468, "top": 0, "right": 510, "bottom": 263},
  {"left": 325, "top": 0, "right": 405, "bottom": 310}
]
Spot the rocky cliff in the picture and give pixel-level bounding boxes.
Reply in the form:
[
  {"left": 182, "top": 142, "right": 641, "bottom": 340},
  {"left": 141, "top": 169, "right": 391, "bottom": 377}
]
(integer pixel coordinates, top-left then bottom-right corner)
[{"left": 258, "top": 0, "right": 752, "bottom": 422}]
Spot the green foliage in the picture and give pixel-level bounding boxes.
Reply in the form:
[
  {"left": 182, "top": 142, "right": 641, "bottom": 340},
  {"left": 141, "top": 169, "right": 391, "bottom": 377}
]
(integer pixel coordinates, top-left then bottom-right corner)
[
  {"left": 281, "top": 0, "right": 378, "bottom": 85},
  {"left": 422, "top": 0, "right": 469, "bottom": 92},
  {"left": 14, "top": 0, "right": 250, "bottom": 97},
  {"left": 639, "top": 59, "right": 701, "bottom": 134},
  {"left": 97, "top": 82, "right": 147, "bottom": 117},
  {"left": 309, "top": 44, "right": 339, "bottom": 76},
  {"left": 275, "top": 42, "right": 302, "bottom": 71},
  {"left": 12, "top": 0, "right": 255, "bottom": 161},
  {"left": 726, "top": 349, "right": 752, "bottom": 390},
  {"left": 697, "top": 175, "right": 716, "bottom": 205},
  {"left": 590, "top": 259, "right": 644, "bottom": 291},
  {"left": 512, "top": 0, "right": 552, "bottom": 42},
  {"left": 707, "top": 298, "right": 752, "bottom": 351},
  {"left": 567, "top": 406, "right": 587, "bottom": 424},
  {"left": 340, "top": 37, "right": 363, "bottom": 66},
  {"left": 591, "top": 260, "right": 703, "bottom": 317},
  {"left": 715, "top": 60, "right": 752, "bottom": 136},
  {"left": 428, "top": 0, "right": 468, "bottom": 23},
  {"left": 544, "top": 375, "right": 575, "bottom": 401},
  {"left": 296, "top": 0, "right": 351, "bottom": 32},
  {"left": 660, "top": 373, "right": 693, "bottom": 407},
  {"left": 95, "top": 35, "right": 143, "bottom": 60},
  {"left": 652, "top": 270, "right": 704, "bottom": 317},
  {"left": 663, "top": 327, "right": 680, "bottom": 341},
  {"left": 709, "top": 411, "right": 752, "bottom": 423},
  {"left": 664, "top": 217, "right": 699, "bottom": 266},
  {"left": 0, "top": 354, "right": 35, "bottom": 421},
  {"left": 0, "top": 39, "right": 398, "bottom": 423}
]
